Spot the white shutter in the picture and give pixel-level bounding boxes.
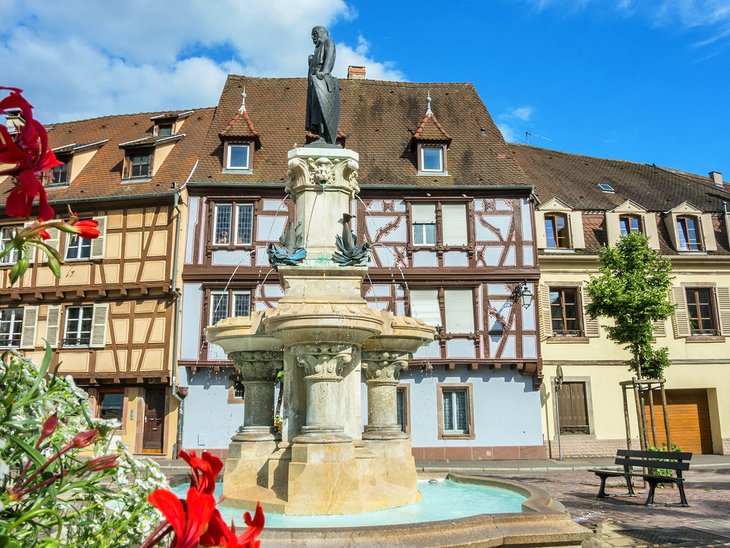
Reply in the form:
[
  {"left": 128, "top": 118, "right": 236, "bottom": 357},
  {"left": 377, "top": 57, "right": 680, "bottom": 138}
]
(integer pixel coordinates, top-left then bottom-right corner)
[
  {"left": 569, "top": 211, "right": 585, "bottom": 249},
  {"left": 539, "top": 285, "right": 553, "bottom": 339},
  {"left": 581, "top": 288, "right": 600, "bottom": 338},
  {"left": 411, "top": 204, "right": 436, "bottom": 223},
  {"left": 20, "top": 305, "right": 39, "bottom": 349},
  {"left": 652, "top": 320, "right": 666, "bottom": 337},
  {"left": 409, "top": 290, "right": 441, "bottom": 328},
  {"left": 444, "top": 289, "right": 474, "bottom": 333},
  {"left": 91, "top": 216, "right": 107, "bottom": 259},
  {"left": 664, "top": 214, "right": 679, "bottom": 251},
  {"left": 90, "top": 303, "right": 109, "bottom": 348},
  {"left": 605, "top": 212, "right": 620, "bottom": 247},
  {"left": 671, "top": 287, "right": 690, "bottom": 337},
  {"left": 715, "top": 287, "right": 730, "bottom": 336},
  {"left": 643, "top": 213, "right": 660, "bottom": 250},
  {"left": 700, "top": 213, "right": 717, "bottom": 251},
  {"left": 45, "top": 305, "right": 61, "bottom": 348},
  {"left": 43, "top": 228, "right": 61, "bottom": 262},
  {"left": 442, "top": 204, "right": 468, "bottom": 246},
  {"left": 535, "top": 211, "right": 547, "bottom": 249}
]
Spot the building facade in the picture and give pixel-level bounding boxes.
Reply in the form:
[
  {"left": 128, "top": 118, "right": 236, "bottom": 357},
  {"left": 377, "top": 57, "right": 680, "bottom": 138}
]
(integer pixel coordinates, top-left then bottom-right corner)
[{"left": 513, "top": 144, "right": 730, "bottom": 456}]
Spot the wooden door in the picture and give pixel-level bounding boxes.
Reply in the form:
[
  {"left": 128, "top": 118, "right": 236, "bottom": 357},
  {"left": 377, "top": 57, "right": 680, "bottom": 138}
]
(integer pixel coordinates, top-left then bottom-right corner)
[
  {"left": 558, "top": 381, "right": 590, "bottom": 434},
  {"left": 645, "top": 389, "right": 713, "bottom": 454},
  {"left": 143, "top": 388, "right": 166, "bottom": 453}
]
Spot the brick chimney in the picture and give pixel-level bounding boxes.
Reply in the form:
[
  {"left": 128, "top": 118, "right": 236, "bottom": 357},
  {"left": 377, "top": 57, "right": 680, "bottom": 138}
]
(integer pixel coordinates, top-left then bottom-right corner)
[
  {"left": 347, "top": 66, "right": 366, "bottom": 79},
  {"left": 710, "top": 171, "right": 724, "bottom": 187}
]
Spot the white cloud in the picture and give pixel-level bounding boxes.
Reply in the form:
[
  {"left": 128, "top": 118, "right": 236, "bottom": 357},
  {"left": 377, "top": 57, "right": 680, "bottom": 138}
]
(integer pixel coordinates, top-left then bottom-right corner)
[
  {"left": 498, "top": 123, "right": 519, "bottom": 143},
  {"left": 504, "top": 106, "right": 535, "bottom": 121},
  {"left": 0, "top": 0, "right": 402, "bottom": 122}
]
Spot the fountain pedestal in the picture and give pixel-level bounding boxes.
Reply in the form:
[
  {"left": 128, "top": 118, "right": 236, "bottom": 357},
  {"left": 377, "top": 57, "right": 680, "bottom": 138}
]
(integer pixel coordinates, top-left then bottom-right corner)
[{"left": 207, "top": 146, "right": 435, "bottom": 514}]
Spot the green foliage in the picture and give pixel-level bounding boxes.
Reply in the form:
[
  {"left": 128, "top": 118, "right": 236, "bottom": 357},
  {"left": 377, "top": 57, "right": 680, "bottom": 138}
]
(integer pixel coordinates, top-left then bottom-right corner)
[
  {"left": 647, "top": 444, "right": 683, "bottom": 477},
  {"left": 0, "top": 348, "right": 167, "bottom": 546},
  {"left": 586, "top": 233, "right": 675, "bottom": 378}
]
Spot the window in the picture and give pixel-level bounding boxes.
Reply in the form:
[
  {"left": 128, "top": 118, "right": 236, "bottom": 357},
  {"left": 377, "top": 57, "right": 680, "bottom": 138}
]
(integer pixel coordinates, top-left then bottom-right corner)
[
  {"left": 213, "top": 203, "right": 254, "bottom": 246},
  {"left": 544, "top": 213, "right": 570, "bottom": 249},
  {"left": 64, "top": 306, "right": 93, "bottom": 347},
  {"left": 437, "top": 384, "right": 474, "bottom": 439},
  {"left": 156, "top": 124, "right": 173, "bottom": 137},
  {"left": 396, "top": 385, "right": 410, "bottom": 433},
  {"left": 0, "top": 308, "right": 23, "bottom": 348},
  {"left": 619, "top": 215, "right": 642, "bottom": 236},
  {"left": 233, "top": 381, "right": 245, "bottom": 400},
  {"left": 419, "top": 146, "right": 444, "bottom": 172},
  {"left": 0, "top": 227, "right": 18, "bottom": 265},
  {"left": 550, "top": 288, "right": 581, "bottom": 336},
  {"left": 686, "top": 288, "right": 717, "bottom": 335},
  {"left": 123, "top": 151, "right": 152, "bottom": 179},
  {"left": 50, "top": 162, "right": 69, "bottom": 186},
  {"left": 226, "top": 143, "right": 251, "bottom": 170},
  {"left": 210, "top": 290, "right": 251, "bottom": 326},
  {"left": 66, "top": 234, "right": 92, "bottom": 260},
  {"left": 557, "top": 381, "right": 590, "bottom": 434},
  {"left": 98, "top": 389, "right": 124, "bottom": 421},
  {"left": 410, "top": 202, "right": 468, "bottom": 247},
  {"left": 677, "top": 216, "right": 702, "bottom": 251}
]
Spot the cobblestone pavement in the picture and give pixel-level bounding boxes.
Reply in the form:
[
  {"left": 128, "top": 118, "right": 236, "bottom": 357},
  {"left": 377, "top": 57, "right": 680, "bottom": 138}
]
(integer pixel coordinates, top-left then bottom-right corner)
[{"left": 487, "top": 467, "right": 730, "bottom": 547}]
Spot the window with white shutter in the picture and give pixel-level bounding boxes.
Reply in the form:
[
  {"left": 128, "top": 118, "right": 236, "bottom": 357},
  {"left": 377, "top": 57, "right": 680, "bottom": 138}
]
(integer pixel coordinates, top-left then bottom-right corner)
[
  {"left": 90, "top": 303, "right": 109, "bottom": 348},
  {"left": 45, "top": 305, "right": 61, "bottom": 348},
  {"left": 90, "top": 216, "right": 107, "bottom": 259},
  {"left": 409, "top": 289, "right": 441, "bottom": 328},
  {"left": 20, "top": 305, "right": 39, "bottom": 349},
  {"left": 444, "top": 289, "right": 474, "bottom": 333},
  {"left": 441, "top": 204, "right": 467, "bottom": 246}
]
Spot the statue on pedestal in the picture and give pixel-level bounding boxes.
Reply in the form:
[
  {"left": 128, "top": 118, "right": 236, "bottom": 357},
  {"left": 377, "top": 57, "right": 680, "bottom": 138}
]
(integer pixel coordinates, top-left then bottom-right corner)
[{"left": 306, "top": 26, "right": 340, "bottom": 146}]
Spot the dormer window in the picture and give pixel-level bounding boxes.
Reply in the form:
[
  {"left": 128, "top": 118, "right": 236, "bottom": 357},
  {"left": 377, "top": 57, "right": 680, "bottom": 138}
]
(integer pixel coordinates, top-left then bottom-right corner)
[
  {"left": 50, "top": 161, "right": 69, "bottom": 186},
  {"left": 535, "top": 198, "right": 585, "bottom": 251},
  {"left": 156, "top": 123, "right": 173, "bottom": 137},
  {"left": 225, "top": 143, "right": 251, "bottom": 170},
  {"left": 124, "top": 150, "right": 152, "bottom": 179},
  {"left": 619, "top": 214, "right": 642, "bottom": 236},
  {"left": 545, "top": 213, "right": 570, "bottom": 249},
  {"left": 419, "top": 145, "right": 445, "bottom": 173},
  {"left": 677, "top": 216, "right": 701, "bottom": 251}
]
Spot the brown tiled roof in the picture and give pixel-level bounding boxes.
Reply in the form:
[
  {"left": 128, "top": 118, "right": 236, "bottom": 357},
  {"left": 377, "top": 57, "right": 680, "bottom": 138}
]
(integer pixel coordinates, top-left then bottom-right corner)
[
  {"left": 194, "top": 75, "right": 527, "bottom": 187},
  {"left": 220, "top": 109, "right": 258, "bottom": 139},
  {"left": 0, "top": 108, "right": 215, "bottom": 208},
  {"left": 511, "top": 144, "right": 730, "bottom": 212},
  {"left": 412, "top": 112, "right": 452, "bottom": 141}
]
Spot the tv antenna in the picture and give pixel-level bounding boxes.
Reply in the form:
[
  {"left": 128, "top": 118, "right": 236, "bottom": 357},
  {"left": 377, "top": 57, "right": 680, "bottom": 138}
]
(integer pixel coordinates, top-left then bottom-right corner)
[{"left": 525, "top": 132, "right": 552, "bottom": 145}]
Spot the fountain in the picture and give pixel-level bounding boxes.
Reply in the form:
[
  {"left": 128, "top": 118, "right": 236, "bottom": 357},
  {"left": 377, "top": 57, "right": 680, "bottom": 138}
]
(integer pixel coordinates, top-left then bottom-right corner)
[{"left": 204, "top": 25, "right": 592, "bottom": 546}]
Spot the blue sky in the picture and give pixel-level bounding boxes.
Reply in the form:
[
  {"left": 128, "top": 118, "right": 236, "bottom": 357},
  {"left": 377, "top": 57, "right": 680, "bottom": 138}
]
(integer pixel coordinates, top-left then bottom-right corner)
[{"left": 2, "top": 0, "right": 728, "bottom": 180}]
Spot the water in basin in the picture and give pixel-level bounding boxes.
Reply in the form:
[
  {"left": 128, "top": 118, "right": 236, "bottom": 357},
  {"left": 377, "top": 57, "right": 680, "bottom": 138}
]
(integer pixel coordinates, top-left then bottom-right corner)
[{"left": 173, "top": 479, "right": 527, "bottom": 528}]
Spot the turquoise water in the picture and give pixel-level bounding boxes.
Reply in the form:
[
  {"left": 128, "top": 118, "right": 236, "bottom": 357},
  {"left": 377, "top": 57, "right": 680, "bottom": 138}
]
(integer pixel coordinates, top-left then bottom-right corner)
[{"left": 172, "top": 479, "right": 526, "bottom": 528}]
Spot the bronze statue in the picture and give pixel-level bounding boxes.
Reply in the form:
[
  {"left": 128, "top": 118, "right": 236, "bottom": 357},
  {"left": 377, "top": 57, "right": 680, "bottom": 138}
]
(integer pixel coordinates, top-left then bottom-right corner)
[{"left": 306, "top": 26, "right": 340, "bottom": 145}]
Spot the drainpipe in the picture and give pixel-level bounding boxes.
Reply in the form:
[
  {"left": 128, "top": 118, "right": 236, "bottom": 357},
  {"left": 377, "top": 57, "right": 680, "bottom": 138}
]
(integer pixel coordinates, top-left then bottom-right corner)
[{"left": 171, "top": 160, "right": 198, "bottom": 457}]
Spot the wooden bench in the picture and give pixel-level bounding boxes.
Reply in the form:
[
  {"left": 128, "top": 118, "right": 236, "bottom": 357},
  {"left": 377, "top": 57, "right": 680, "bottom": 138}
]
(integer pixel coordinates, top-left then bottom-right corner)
[{"left": 589, "top": 448, "right": 692, "bottom": 506}]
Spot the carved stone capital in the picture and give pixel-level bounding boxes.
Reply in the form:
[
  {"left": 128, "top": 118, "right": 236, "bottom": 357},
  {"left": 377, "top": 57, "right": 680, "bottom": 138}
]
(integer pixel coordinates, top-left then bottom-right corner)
[
  {"left": 361, "top": 351, "right": 410, "bottom": 383},
  {"left": 286, "top": 154, "right": 359, "bottom": 196},
  {"left": 291, "top": 344, "right": 353, "bottom": 380},
  {"left": 229, "top": 351, "right": 283, "bottom": 381}
]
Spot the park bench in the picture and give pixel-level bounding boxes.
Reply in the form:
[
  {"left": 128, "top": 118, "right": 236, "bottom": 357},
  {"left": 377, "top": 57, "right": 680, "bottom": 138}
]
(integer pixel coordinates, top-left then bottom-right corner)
[{"left": 589, "top": 448, "right": 692, "bottom": 506}]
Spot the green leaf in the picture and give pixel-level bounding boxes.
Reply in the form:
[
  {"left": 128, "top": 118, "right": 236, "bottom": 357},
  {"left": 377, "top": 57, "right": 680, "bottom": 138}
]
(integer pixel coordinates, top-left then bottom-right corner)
[
  {"left": 5, "top": 432, "right": 46, "bottom": 467},
  {"left": 0, "top": 534, "right": 24, "bottom": 548}
]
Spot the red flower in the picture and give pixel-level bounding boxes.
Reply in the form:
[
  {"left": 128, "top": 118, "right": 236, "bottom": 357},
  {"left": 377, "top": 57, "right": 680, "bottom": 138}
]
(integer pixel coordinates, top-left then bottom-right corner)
[
  {"left": 39, "top": 229, "right": 50, "bottom": 240},
  {"left": 74, "top": 219, "right": 100, "bottom": 240},
  {"left": 63, "top": 429, "right": 99, "bottom": 450},
  {"left": 0, "top": 87, "right": 59, "bottom": 221},
  {"left": 230, "top": 503, "right": 265, "bottom": 548},
  {"left": 200, "top": 510, "right": 237, "bottom": 546},
  {"left": 179, "top": 450, "right": 223, "bottom": 496},
  {"left": 38, "top": 414, "right": 58, "bottom": 445},
  {"left": 79, "top": 454, "right": 119, "bottom": 473},
  {"left": 148, "top": 487, "right": 216, "bottom": 548}
]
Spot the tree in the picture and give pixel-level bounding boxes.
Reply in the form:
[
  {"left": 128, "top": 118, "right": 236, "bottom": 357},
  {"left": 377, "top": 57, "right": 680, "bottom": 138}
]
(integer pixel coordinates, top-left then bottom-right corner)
[{"left": 586, "top": 232, "right": 675, "bottom": 379}]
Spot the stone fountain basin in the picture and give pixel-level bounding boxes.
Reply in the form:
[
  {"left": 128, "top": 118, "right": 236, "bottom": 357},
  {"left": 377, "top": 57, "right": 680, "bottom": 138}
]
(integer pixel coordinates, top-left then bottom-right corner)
[
  {"left": 206, "top": 312, "right": 283, "bottom": 354},
  {"left": 362, "top": 312, "right": 436, "bottom": 354},
  {"left": 255, "top": 473, "right": 591, "bottom": 547}
]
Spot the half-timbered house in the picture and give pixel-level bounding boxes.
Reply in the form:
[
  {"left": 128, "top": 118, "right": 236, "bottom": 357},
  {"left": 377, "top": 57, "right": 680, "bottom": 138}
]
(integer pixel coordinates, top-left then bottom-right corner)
[
  {"left": 0, "top": 107, "right": 214, "bottom": 458},
  {"left": 513, "top": 144, "right": 730, "bottom": 457},
  {"left": 179, "top": 72, "right": 547, "bottom": 460}
]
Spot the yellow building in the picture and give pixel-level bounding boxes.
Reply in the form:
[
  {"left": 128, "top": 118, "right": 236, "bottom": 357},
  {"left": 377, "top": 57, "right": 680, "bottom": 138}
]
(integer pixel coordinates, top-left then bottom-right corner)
[
  {"left": 0, "top": 108, "right": 213, "bottom": 457},
  {"left": 513, "top": 144, "right": 730, "bottom": 456}
]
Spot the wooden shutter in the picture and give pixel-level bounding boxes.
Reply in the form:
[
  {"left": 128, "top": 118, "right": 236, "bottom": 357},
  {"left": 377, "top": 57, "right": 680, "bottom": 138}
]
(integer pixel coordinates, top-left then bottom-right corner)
[
  {"left": 558, "top": 382, "right": 589, "bottom": 433},
  {"left": 90, "top": 303, "right": 109, "bottom": 348},
  {"left": 581, "top": 288, "right": 600, "bottom": 337},
  {"left": 605, "top": 212, "right": 620, "bottom": 247},
  {"left": 535, "top": 211, "right": 547, "bottom": 249},
  {"left": 700, "top": 213, "right": 717, "bottom": 251},
  {"left": 643, "top": 212, "right": 660, "bottom": 250},
  {"left": 672, "top": 287, "right": 691, "bottom": 337},
  {"left": 91, "top": 216, "right": 107, "bottom": 259},
  {"left": 664, "top": 214, "right": 679, "bottom": 250},
  {"left": 569, "top": 211, "right": 585, "bottom": 249},
  {"left": 652, "top": 319, "right": 667, "bottom": 337},
  {"left": 45, "top": 305, "right": 61, "bottom": 348},
  {"left": 538, "top": 285, "right": 553, "bottom": 339},
  {"left": 20, "top": 305, "right": 39, "bottom": 349},
  {"left": 715, "top": 287, "right": 730, "bottom": 336},
  {"left": 43, "top": 228, "right": 61, "bottom": 262}
]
